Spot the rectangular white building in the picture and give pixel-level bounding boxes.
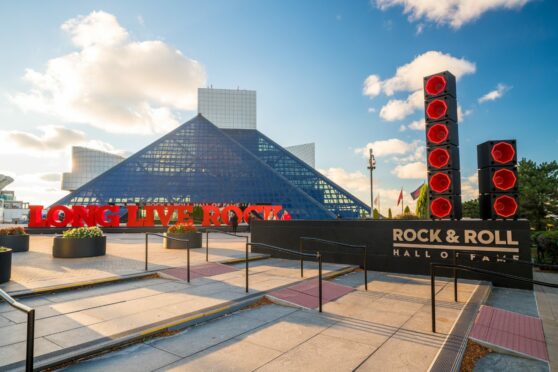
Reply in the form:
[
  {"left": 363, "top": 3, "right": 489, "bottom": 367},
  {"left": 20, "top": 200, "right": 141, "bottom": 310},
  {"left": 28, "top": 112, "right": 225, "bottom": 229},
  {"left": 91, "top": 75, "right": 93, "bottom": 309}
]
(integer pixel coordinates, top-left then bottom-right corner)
[{"left": 198, "top": 88, "right": 256, "bottom": 129}]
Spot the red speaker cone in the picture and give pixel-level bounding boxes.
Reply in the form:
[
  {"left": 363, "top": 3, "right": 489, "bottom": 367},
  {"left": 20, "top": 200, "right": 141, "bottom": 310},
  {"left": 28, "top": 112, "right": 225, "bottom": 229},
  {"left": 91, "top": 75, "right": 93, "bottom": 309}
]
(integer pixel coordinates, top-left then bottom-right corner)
[
  {"left": 491, "top": 142, "right": 515, "bottom": 164},
  {"left": 492, "top": 168, "right": 517, "bottom": 191},
  {"left": 429, "top": 172, "right": 451, "bottom": 193},
  {"left": 428, "top": 148, "right": 450, "bottom": 169},
  {"left": 425, "top": 75, "right": 447, "bottom": 96},
  {"left": 430, "top": 197, "right": 453, "bottom": 218},
  {"left": 426, "top": 99, "right": 448, "bottom": 120},
  {"left": 427, "top": 124, "right": 449, "bottom": 145},
  {"left": 493, "top": 195, "right": 518, "bottom": 218}
]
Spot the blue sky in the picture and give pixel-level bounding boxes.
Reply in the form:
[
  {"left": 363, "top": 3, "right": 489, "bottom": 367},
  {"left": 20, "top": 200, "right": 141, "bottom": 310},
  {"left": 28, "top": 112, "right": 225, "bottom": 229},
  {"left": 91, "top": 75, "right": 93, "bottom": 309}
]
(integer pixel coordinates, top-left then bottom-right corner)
[{"left": 0, "top": 0, "right": 557, "bottom": 212}]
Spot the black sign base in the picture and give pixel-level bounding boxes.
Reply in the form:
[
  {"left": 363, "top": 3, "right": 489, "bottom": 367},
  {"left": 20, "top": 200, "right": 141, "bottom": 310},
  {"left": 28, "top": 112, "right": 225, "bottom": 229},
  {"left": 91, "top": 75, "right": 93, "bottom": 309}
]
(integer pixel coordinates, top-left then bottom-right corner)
[{"left": 251, "top": 219, "right": 532, "bottom": 289}]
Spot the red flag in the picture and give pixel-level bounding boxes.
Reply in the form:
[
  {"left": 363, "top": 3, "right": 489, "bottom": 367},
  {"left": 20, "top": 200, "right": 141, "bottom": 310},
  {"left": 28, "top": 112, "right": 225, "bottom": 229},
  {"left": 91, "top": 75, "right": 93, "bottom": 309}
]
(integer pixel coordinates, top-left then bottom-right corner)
[{"left": 396, "top": 189, "right": 403, "bottom": 206}]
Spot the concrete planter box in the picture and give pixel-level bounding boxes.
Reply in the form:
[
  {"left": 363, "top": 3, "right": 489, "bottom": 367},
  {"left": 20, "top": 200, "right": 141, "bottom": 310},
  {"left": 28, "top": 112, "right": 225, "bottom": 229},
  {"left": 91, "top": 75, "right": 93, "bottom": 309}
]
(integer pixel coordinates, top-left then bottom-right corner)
[
  {"left": 164, "top": 232, "right": 202, "bottom": 249},
  {"left": 53, "top": 236, "right": 107, "bottom": 258},
  {"left": 0, "top": 234, "right": 29, "bottom": 252},
  {"left": 0, "top": 248, "right": 12, "bottom": 283}
]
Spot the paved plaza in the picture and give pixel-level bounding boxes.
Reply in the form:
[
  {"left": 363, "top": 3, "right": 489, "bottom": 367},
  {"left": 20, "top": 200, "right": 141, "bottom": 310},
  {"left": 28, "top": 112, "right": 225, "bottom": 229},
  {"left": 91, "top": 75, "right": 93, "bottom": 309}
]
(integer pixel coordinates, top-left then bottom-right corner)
[{"left": 1, "top": 234, "right": 557, "bottom": 371}]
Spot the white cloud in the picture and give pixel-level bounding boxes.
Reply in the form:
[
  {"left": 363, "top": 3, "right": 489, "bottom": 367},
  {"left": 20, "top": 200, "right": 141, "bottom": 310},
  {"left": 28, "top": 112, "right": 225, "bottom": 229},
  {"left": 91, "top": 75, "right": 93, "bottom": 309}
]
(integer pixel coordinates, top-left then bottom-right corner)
[
  {"left": 461, "top": 173, "right": 479, "bottom": 201},
  {"left": 319, "top": 167, "right": 415, "bottom": 212},
  {"left": 10, "top": 10, "right": 206, "bottom": 135},
  {"left": 398, "top": 124, "right": 407, "bottom": 132},
  {"left": 478, "top": 83, "right": 511, "bottom": 103},
  {"left": 0, "top": 126, "right": 125, "bottom": 156},
  {"left": 355, "top": 138, "right": 419, "bottom": 158},
  {"left": 9, "top": 173, "right": 68, "bottom": 205},
  {"left": 392, "top": 161, "right": 427, "bottom": 179},
  {"left": 374, "top": 0, "right": 532, "bottom": 29},
  {"left": 408, "top": 118, "right": 425, "bottom": 131},
  {"left": 363, "top": 51, "right": 475, "bottom": 122}
]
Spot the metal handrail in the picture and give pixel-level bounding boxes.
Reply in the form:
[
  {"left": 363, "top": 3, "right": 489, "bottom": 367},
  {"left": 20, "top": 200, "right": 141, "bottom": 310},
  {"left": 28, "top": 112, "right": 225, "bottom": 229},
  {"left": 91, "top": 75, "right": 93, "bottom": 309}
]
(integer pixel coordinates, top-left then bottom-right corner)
[
  {"left": 145, "top": 233, "right": 190, "bottom": 282},
  {"left": 246, "top": 242, "right": 323, "bottom": 312},
  {"left": 0, "top": 289, "right": 34, "bottom": 371},
  {"left": 300, "top": 237, "right": 368, "bottom": 290},
  {"left": 430, "top": 262, "right": 558, "bottom": 333},
  {"left": 450, "top": 250, "right": 558, "bottom": 302},
  {"left": 203, "top": 229, "right": 249, "bottom": 262}
]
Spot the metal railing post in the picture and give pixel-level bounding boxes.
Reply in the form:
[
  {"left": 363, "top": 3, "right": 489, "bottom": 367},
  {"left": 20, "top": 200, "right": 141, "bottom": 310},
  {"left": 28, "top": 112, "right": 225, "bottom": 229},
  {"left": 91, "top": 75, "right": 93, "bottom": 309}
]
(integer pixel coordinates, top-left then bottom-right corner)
[
  {"left": 318, "top": 252, "right": 323, "bottom": 313},
  {"left": 206, "top": 230, "right": 209, "bottom": 262},
  {"left": 431, "top": 263, "right": 436, "bottom": 333},
  {"left": 453, "top": 251, "right": 458, "bottom": 302},
  {"left": 26, "top": 309, "right": 35, "bottom": 372},
  {"left": 187, "top": 245, "right": 190, "bottom": 283},
  {"left": 364, "top": 245, "right": 368, "bottom": 291},
  {"left": 300, "top": 240, "right": 304, "bottom": 278},
  {"left": 245, "top": 241, "right": 249, "bottom": 293},
  {"left": 145, "top": 233, "right": 148, "bottom": 271}
]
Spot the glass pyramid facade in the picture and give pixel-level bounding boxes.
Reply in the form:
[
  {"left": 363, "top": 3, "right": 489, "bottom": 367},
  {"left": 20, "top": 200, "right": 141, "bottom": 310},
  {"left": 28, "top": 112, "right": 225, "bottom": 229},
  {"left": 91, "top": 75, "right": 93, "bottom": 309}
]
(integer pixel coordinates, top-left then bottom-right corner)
[{"left": 53, "top": 115, "right": 369, "bottom": 219}]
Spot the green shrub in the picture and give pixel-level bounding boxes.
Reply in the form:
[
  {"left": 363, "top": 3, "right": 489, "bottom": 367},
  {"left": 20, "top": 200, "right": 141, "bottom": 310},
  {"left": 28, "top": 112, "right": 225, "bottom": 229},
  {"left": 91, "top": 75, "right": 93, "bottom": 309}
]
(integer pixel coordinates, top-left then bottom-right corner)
[
  {"left": 394, "top": 212, "right": 419, "bottom": 220},
  {"left": 535, "top": 230, "right": 558, "bottom": 264},
  {"left": 0, "top": 227, "right": 27, "bottom": 235},
  {"left": 62, "top": 227, "right": 104, "bottom": 239}
]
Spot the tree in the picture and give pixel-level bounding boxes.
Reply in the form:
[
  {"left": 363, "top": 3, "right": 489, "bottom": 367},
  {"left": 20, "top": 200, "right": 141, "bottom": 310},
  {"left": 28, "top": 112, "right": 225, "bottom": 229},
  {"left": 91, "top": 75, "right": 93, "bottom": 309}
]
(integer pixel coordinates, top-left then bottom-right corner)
[
  {"left": 518, "top": 158, "right": 558, "bottom": 230},
  {"left": 404, "top": 205, "right": 411, "bottom": 214},
  {"left": 388, "top": 208, "right": 393, "bottom": 219},
  {"left": 462, "top": 199, "right": 480, "bottom": 218},
  {"left": 373, "top": 208, "right": 380, "bottom": 219},
  {"left": 415, "top": 184, "right": 429, "bottom": 219}
]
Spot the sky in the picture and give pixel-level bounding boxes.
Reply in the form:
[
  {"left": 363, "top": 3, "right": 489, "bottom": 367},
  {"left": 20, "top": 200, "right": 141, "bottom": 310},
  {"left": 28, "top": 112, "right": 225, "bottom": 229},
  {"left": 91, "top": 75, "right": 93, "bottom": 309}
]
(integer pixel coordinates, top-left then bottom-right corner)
[{"left": 0, "top": 0, "right": 557, "bottom": 215}]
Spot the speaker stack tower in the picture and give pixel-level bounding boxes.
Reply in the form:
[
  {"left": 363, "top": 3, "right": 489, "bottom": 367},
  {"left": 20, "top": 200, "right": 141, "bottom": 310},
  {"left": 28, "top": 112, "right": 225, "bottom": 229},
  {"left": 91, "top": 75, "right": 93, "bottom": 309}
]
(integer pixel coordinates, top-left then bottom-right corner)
[
  {"left": 424, "top": 71, "right": 462, "bottom": 220},
  {"left": 477, "top": 140, "right": 519, "bottom": 219}
]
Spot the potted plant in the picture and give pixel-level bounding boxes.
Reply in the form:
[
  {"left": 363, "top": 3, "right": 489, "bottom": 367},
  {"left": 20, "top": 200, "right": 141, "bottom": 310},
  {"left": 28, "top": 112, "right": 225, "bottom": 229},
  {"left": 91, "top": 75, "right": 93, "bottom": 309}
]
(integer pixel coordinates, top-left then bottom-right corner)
[
  {"left": 165, "top": 222, "right": 202, "bottom": 249},
  {"left": 0, "top": 227, "right": 29, "bottom": 252},
  {"left": 53, "top": 227, "right": 106, "bottom": 258},
  {"left": 0, "top": 247, "right": 12, "bottom": 283}
]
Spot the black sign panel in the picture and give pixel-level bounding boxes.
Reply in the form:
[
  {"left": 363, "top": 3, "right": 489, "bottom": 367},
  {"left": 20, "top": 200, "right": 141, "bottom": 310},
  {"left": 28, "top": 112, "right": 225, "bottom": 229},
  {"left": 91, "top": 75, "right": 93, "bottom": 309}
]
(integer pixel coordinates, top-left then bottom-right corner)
[{"left": 251, "top": 219, "right": 532, "bottom": 289}]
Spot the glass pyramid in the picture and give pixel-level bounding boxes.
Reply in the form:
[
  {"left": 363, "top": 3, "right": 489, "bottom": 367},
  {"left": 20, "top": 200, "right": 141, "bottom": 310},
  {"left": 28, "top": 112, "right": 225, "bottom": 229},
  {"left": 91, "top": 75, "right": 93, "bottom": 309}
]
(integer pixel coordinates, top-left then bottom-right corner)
[{"left": 53, "top": 115, "right": 369, "bottom": 219}]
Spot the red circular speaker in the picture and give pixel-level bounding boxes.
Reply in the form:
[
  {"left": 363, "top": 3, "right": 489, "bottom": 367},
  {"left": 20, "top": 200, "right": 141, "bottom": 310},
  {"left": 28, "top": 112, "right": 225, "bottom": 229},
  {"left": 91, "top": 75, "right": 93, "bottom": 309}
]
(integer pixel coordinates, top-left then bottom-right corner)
[
  {"left": 492, "top": 168, "right": 517, "bottom": 191},
  {"left": 491, "top": 142, "right": 515, "bottom": 164},
  {"left": 493, "top": 195, "right": 518, "bottom": 218},
  {"left": 425, "top": 75, "right": 447, "bottom": 96},
  {"left": 428, "top": 148, "right": 450, "bottom": 169},
  {"left": 430, "top": 197, "right": 452, "bottom": 218},
  {"left": 429, "top": 172, "right": 451, "bottom": 193},
  {"left": 427, "top": 124, "right": 449, "bottom": 145},
  {"left": 426, "top": 99, "right": 448, "bottom": 120}
]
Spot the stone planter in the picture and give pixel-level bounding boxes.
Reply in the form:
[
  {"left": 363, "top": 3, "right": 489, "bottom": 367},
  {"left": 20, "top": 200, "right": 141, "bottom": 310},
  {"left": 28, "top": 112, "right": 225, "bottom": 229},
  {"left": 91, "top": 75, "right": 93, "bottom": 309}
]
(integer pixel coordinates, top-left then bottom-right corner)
[
  {"left": 53, "top": 236, "right": 107, "bottom": 258},
  {"left": 164, "top": 232, "right": 202, "bottom": 249},
  {"left": 0, "top": 234, "right": 29, "bottom": 252},
  {"left": 0, "top": 248, "right": 12, "bottom": 283}
]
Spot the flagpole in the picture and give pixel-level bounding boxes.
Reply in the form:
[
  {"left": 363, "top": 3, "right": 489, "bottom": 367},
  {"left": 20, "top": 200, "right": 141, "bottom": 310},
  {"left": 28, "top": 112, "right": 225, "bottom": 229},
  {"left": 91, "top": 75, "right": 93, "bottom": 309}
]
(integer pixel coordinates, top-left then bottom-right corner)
[{"left": 402, "top": 188, "right": 404, "bottom": 214}]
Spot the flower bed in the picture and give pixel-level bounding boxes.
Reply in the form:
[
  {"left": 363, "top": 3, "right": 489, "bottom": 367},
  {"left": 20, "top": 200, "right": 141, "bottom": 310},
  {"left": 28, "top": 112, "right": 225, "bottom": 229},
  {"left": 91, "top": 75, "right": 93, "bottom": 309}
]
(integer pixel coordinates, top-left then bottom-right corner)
[
  {"left": 0, "top": 227, "right": 29, "bottom": 252},
  {"left": 164, "top": 222, "right": 202, "bottom": 249},
  {"left": 53, "top": 227, "right": 106, "bottom": 258}
]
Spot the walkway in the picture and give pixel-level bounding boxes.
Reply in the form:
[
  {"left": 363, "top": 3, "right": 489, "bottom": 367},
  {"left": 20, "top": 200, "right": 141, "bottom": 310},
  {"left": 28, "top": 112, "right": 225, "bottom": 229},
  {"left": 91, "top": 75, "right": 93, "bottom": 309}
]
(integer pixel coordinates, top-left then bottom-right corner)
[
  {"left": 0, "top": 258, "right": 347, "bottom": 370},
  {"left": 1, "top": 233, "right": 257, "bottom": 292},
  {"left": 58, "top": 270, "right": 482, "bottom": 372},
  {"left": 534, "top": 270, "right": 558, "bottom": 371}
]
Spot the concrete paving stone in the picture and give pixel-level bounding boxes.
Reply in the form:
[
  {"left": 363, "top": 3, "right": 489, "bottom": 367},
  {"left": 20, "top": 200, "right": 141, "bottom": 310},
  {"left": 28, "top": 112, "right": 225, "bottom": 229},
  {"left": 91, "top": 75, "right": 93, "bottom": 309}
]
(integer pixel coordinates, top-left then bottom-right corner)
[
  {"left": 44, "top": 324, "right": 107, "bottom": 349},
  {"left": 157, "top": 338, "right": 282, "bottom": 372},
  {"left": 486, "top": 287, "right": 539, "bottom": 318},
  {"left": 473, "top": 352, "right": 550, "bottom": 372},
  {"left": 87, "top": 307, "right": 178, "bottom": 336},
  {"left": 0, "top": 314, "right": 14, "bottom": 327},
  {"left": 402, "top": 304, "right": 461, "bottom": 335},
  {"left": 356, "top": 328, "right": 441, "bottom": 372},
  {"left": 249, "top": 278, "right": 296, "bottom": 292},
  {"left": 0, "top": 337, "right": 62, "bottom": 368},
  {"left": 62, "top": 343, "right": 181, "bottom": 372},
  {"left": 0, "top": 296, "right": 52, "bottom": 314},
  {"left": 236, "top": 303, "right": 298, "bottom": 323},
  {"left": 321, "top": 316, "right": 394, "bottom": 347},
  {"left": 236, "top": 310, "right": 335, "bottom": 352},
  {"left": 258, "top": 333, "right": 376, "bottom": 372},
  {"left": 269, "top": 288, "right": 319, "bottom": 309},
  {"left": 149, "top": 311, "right": 271, "bottom": 357}
]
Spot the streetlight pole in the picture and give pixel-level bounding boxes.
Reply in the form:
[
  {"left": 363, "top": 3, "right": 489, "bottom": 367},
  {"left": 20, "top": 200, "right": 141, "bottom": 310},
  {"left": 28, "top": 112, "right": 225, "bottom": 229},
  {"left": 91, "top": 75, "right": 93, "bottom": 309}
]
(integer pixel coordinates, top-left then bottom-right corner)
[{"left": 367, "top": 148, "right": 376, "bottom": 218}]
